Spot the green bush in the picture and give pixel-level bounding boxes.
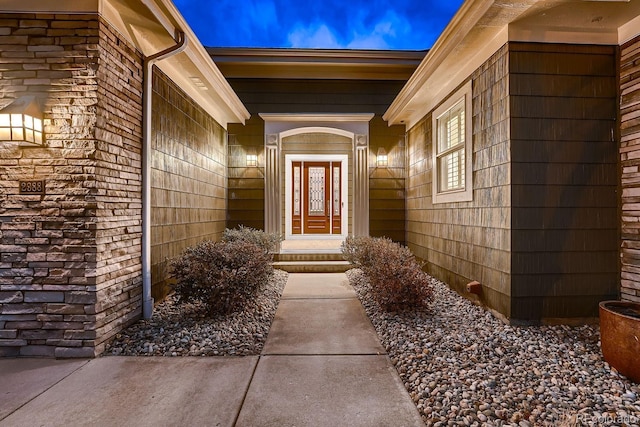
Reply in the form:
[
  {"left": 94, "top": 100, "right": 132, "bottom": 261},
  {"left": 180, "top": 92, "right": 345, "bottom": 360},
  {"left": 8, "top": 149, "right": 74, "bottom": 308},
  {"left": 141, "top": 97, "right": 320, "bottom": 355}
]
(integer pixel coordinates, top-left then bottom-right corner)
[
  {"left": 342, "top": 236, "right": 433, "bottom": 311},
  {"left": 170, "top": 240, "right": 273, "bottom": 315},
  {"left": 222, "top": 225, "right": 281, "bottom": 255}
]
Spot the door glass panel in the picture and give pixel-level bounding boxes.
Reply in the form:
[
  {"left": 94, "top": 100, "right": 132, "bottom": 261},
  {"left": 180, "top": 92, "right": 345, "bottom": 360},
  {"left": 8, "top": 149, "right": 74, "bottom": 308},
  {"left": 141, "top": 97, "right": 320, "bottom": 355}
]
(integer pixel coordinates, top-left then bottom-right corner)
[
  {"left": 308, "top": 166, "right": 325, "bottom": 215},
  {"left": 333, "top": 166, "right": 340, "bottom": 216},
  {"left": 293, "top": 166, "right": 301, "bottom": 216}
]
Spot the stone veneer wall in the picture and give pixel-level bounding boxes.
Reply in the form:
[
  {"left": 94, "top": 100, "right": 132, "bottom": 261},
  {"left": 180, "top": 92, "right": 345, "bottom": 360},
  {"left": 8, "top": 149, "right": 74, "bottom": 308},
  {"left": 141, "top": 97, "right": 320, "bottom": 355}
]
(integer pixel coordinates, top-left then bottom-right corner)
[
  {"left": 621, "top": 34, "right": 640, "bottom": 303},
  {"left": 406, "top": 45, "right": 511, "bottom": 318},
  {"left": 0, "top": 13, "right": 143, "bottom": 357},
  {"left": 150, "top": 69, "right": 228, "bottom": 300},
  {"left": 93, "top": 18, "right": 143, "bottom": 354}
]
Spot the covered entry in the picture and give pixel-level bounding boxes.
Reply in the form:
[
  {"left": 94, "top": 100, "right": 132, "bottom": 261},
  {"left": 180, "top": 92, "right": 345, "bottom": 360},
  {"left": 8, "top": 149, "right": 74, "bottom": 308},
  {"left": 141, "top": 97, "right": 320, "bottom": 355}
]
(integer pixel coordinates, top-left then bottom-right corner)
[{"left": 261, "top": 113, "right": 372, "bottom": 244}]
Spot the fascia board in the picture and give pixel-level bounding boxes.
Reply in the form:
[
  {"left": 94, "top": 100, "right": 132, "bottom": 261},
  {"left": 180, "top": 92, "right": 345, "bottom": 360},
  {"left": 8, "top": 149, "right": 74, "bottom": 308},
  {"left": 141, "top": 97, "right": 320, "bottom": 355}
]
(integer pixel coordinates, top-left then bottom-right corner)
[{"left": 383, "top": 0, "right": 495, "bottom": 125}]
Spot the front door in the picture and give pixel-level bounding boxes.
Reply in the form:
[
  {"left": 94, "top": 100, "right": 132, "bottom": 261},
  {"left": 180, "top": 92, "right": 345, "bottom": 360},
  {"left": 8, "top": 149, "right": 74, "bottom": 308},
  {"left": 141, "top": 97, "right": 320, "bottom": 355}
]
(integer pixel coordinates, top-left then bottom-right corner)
[{"left": 292, "top": 161, "right": 342, "bottom": 235}]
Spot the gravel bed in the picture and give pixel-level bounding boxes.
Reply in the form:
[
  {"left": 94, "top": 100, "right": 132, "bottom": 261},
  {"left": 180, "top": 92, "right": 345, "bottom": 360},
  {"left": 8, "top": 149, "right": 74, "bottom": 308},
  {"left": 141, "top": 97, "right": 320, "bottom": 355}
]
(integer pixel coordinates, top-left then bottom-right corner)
[
  {"left": 105, "top": 270, "right": 288, "bottom": 357},
  {"left": 347, "top": 269, "right": 640, "bottom": 427}
]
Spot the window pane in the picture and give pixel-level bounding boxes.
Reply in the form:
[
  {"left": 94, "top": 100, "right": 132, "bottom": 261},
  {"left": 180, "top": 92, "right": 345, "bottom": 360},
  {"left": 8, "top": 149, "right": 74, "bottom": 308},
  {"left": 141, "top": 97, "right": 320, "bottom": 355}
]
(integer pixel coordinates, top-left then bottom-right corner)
[
  {"left": 438, "top": 148, "right": 465, "bottom": 192},
  {"left": 23, "top": 115, "right": 33, "bottom": 130},
  {"left": 33, "top": 117, "right": 42, "bottom": 132},
  {"left": 437, "top": 99, "right": 465, "bottom": 153},
  {"left": 11, "top": 114, "right": 22, "bottom": 127},
  {"left": 12, "top": 127, "right": 24, "bottom": 141},
  {"left": 0, "top": 127, "right": 11, "bottom": 140}
]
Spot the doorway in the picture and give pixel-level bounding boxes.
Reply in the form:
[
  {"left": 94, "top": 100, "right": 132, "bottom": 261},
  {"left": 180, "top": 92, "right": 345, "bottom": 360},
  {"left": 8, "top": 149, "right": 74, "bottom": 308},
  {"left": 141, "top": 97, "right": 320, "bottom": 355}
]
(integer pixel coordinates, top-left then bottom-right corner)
[{"left": 285, "top": 154, "right": 348, "bottom": 239}]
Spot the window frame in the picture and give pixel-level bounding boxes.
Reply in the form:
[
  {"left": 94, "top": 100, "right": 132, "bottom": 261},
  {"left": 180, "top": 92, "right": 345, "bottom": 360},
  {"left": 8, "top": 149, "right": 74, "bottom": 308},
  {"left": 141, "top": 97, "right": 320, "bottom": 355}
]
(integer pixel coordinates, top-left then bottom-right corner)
[{"left": 432, "top": 81, "right": 473, "bottom": 204}]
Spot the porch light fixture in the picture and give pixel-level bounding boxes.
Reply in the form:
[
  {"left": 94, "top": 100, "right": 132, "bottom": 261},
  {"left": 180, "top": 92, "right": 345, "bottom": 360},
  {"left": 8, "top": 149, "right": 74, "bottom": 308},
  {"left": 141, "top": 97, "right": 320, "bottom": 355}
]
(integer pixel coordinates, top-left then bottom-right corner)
[
  {"left": 376, "top": 147, "right": 388, "bottom": 167},
  {"left": 246, "top": 154, "right": 258, "bottom": 167},
  {"left": 0, "top": 96, "right": 44, "bottom": 147}
]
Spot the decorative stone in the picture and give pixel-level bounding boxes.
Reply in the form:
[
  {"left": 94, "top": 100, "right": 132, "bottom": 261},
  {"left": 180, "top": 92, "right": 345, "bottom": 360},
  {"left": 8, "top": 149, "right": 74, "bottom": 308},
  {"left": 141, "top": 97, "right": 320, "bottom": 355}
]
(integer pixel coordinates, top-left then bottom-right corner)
[
  {"left": 0, "top": 291, "right": 23, "bottom": 303},
  {"left": 54, "top": 346, "right": 96, "bottom": 358},
  {"left": 24, "top": 291, "right": 64, "bottom": 303}
]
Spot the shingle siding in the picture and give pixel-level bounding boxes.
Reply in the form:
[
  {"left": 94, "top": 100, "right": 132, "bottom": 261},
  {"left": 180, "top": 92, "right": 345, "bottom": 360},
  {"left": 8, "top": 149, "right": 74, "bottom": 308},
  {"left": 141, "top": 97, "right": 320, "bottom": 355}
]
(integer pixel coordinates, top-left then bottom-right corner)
[
  {"left": 509, "top": 42, "right": 619, "bottom": 321},
  {"left": 406, "top": 44, "right": 512, "bottom": 318},
  {"left": 150, "top": 69, "right": 228, "bottom": 300}
]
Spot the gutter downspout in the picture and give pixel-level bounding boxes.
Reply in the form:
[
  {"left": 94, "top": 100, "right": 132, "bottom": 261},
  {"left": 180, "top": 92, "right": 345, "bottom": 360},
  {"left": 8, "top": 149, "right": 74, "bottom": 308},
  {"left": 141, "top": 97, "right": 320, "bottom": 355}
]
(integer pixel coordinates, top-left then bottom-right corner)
[{"left": 142, "top": 31, "right": 187, "bottom": 319}]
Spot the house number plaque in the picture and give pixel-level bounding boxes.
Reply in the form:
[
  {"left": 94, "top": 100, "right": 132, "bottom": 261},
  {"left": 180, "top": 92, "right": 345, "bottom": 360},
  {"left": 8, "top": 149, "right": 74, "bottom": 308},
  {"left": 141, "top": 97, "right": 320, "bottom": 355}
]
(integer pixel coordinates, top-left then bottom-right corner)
[{"left": 19, "top": 180, "right": 45, "bottom": 194}]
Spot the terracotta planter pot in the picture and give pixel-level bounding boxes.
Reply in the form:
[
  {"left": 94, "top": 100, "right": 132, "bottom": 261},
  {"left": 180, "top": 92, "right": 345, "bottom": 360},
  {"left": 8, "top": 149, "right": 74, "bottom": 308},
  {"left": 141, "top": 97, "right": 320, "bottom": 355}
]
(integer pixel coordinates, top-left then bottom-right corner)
[{"left": 599, "top": 301, "right": 640, "bottom": 383}]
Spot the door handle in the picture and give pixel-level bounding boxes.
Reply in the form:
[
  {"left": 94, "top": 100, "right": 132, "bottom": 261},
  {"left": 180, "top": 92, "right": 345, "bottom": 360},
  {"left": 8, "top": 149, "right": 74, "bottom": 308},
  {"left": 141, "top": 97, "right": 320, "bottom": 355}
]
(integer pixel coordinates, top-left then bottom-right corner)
[{"left": 327, "top": 200, "right": 330, "bottom": 217}]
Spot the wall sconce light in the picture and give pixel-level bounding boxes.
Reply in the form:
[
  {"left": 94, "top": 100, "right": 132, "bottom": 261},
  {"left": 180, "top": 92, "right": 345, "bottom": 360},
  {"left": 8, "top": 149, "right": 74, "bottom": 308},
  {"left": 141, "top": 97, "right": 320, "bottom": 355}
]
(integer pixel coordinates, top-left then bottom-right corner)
[
  {"left": 246, "top": 154, "right": 258, "bottom": 167},
  {"left": 0, "top": 96, "right": 44, "bottom": 146},
  {"left": 376, "top": 147, "right": 388, "bottom": 167}
]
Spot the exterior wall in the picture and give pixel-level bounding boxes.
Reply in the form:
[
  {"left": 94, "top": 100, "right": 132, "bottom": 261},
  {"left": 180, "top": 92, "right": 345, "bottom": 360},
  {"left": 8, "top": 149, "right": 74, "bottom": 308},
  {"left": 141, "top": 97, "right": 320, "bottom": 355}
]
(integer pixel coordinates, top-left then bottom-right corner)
[
  {"left": 406, "top": 45, "right": 512, "bottom": 317},
  {"left": 228, "top": 117, "right": 265, "bottom": 230},
  {"left": 93, "top": 18, "right": 144, "bottom": 354},
  {"left": 0, "top": 14, "right": 143, "bottom": 357},
  {"left": 150, "top": 69, "right": 228, "bottom": 300},
  {"left": 369, "top": 116, "right": 406, "bottom": 244},
  {"left": 407, "top": 42, "right": 619, "bottom": 323},
  {"left": 621, "top": 34, "right": 640, "bottom": 303},
  {"left": 510, "top": 43, "right": 619, "bottom": 321}
]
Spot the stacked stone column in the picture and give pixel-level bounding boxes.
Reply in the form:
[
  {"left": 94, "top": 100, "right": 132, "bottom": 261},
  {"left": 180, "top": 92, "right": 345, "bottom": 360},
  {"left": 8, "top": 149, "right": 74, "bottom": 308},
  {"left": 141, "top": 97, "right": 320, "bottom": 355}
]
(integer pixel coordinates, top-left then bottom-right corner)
[{"left": 0, "top": 13, "right": 143, "bottom": 357}]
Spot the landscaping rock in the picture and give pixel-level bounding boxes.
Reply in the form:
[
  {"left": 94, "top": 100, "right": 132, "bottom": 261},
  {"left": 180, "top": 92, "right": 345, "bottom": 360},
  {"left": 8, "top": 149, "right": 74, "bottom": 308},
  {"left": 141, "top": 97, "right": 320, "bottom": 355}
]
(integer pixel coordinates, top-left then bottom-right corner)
[
  {"left": 347, "top": 269, "right": 640, "bottom": 427},
  {"left": 105, "top": 270, "right": 288, "bottom": 357}
]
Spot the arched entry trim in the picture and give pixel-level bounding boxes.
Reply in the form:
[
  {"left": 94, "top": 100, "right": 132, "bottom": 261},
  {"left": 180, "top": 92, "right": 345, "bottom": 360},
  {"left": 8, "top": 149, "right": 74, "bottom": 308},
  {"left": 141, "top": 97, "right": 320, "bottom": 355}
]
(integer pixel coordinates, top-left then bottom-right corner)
[{"left": 261, "top": 114, "right": 372, "bottom": 240}]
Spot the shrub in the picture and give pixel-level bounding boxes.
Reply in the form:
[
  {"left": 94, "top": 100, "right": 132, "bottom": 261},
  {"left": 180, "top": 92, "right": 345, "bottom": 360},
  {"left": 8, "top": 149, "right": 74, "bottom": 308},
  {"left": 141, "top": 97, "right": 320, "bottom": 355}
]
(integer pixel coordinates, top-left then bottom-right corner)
[
  {"left": 170, "top": 240, "right": 273, "bottom": 315},
  {"left": 341, "top": 235, "right": 375, "bottom": 268},
  {"left": 222, "top": 225, "right": 281, "bottom": 255},
  {"left": 342, "top": 236, "right": 433, "bottom": 311}
]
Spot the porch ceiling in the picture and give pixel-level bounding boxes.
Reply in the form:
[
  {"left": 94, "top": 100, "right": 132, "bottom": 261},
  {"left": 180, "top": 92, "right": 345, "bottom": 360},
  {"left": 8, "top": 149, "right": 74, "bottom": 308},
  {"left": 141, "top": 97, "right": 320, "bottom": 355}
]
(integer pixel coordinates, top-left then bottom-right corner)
[
  {"left": 384, "top": 0, "right": 640, "bottom": 128},
  {"left": 208, "top": 48, "right": 426, "bottom": 81}
]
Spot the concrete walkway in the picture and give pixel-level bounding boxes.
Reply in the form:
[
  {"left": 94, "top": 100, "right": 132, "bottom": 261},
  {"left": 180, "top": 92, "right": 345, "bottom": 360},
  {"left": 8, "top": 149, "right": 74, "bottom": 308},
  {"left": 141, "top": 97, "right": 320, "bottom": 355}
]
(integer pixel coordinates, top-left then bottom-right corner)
[{"left": 0, "top": 273, "right": 423, "bottom": 427}]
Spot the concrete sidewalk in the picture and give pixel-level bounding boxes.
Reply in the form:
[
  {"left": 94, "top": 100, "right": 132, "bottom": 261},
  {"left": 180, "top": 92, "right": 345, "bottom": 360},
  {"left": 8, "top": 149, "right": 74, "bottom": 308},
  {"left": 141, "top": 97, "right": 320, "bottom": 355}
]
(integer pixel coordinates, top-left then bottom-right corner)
[{"left": 0, "top": 273, "right": 423, "bottom": 427}]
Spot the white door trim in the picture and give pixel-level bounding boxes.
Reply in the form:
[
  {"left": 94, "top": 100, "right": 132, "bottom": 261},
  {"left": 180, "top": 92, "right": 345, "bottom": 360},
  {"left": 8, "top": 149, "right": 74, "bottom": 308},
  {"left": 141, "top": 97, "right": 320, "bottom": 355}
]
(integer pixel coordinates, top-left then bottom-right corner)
[{"left": 285, "top": 154, "right": 348, "bottom": 240}]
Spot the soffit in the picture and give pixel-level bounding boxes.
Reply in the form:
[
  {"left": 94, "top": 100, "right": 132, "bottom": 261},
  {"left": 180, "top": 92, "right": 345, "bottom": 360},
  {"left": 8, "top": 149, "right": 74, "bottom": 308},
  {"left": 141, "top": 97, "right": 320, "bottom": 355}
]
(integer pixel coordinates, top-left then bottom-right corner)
[
  {"left": 104, "top": 0, "right": 250, "bottom": 128},
  {"left": 510, "top": 0, "right": 640, "bottom": 43},
  {"left": 1, "top": 0, "right": 250, "bottom": 128},
  {"left": 208, "top": 48, "right": 426, "bottom": 81},
  {"left": 385, "top": 0, "right": 640, "bottom": 128}
]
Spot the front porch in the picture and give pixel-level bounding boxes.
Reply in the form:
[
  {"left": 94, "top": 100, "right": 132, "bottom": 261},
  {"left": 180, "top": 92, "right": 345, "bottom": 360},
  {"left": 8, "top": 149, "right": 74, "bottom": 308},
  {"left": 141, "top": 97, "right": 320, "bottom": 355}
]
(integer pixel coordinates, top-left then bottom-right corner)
[{"left": 274, "top": 238, "right": 349, "bottom": 273}]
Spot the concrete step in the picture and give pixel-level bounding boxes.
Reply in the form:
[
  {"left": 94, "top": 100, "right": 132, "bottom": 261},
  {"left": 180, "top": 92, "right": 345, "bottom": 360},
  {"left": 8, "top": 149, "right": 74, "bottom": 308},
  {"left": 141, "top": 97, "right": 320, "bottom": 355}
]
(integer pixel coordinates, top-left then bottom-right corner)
[
  {"left": 273, "top": 260, "right": 351, "bottom": 273},
  {"left": 274, "top": 252, "right": 346, "bottom": 262}
]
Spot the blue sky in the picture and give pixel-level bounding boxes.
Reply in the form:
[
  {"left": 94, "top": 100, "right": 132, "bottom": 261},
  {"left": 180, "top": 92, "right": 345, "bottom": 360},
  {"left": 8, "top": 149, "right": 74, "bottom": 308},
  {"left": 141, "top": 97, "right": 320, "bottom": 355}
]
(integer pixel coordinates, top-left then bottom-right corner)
[{"left": 173, "top": 0, "right": 465, "bottom": 50}]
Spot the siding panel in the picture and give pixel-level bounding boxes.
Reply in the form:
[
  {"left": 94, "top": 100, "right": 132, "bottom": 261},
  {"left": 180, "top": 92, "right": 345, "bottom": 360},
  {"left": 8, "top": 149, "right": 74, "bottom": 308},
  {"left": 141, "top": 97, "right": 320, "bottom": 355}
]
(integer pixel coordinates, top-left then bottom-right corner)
[
  {"left": 510, "top": 42, "right": 619, "bottom": 320},
  {"left": 406, "top": 44, "right": 512, "bottom": 317},
  {"left": 150, "top": 69, "right": 228, "bottom": 300}
]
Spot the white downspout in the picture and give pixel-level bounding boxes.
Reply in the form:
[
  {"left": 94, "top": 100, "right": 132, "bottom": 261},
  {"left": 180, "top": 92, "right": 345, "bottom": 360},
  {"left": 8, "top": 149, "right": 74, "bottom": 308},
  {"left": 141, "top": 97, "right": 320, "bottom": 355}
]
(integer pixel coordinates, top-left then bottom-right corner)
[{"left": 142, "top": 31, "right": 187, "bottom": 319}]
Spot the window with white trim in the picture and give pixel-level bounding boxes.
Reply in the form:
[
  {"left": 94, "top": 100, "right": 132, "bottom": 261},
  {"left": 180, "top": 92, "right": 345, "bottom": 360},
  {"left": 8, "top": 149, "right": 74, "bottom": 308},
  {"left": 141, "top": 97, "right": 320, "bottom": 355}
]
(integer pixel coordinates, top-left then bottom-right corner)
[{"left": 432, "top": 81, "right": 472, "bottom": 204}]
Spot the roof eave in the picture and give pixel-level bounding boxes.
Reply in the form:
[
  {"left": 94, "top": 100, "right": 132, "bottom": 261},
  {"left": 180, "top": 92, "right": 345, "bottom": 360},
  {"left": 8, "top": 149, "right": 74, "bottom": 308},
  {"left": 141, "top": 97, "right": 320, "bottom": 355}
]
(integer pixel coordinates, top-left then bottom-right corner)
[
  {"left": 2, "top": 0, "right": 250, "bottom": 128},
  {"left": 385, "top": 0, "right": 640, "bottom": 128}
]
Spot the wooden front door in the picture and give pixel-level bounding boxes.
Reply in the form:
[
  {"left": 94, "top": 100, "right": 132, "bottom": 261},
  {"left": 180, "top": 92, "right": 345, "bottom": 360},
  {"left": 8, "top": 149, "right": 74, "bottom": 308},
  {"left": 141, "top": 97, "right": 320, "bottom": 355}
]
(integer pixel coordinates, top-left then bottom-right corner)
[{"left": 292, "top": 161, "right": 342, "bottom": 235}]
